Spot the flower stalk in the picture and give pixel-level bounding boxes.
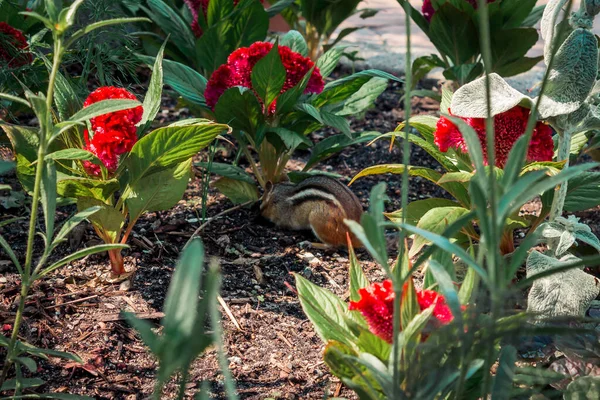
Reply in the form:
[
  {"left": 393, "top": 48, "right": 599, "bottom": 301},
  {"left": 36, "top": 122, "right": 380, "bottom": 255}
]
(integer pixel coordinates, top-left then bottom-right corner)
[
  {"left": 549, "top": 129, "right": 573, "bottom": 222},
  {"left": 0, "top": 35, "right": 64, "bottom": 388}
]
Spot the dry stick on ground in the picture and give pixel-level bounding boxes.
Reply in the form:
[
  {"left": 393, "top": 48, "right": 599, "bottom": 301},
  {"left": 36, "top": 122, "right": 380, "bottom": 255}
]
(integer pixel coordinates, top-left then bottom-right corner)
[
  {"left": 184, "top": 199, "right": 256, "bottom": 331},
  {"left": 217, "top": 295, "right": 242, "bottom": 331}
]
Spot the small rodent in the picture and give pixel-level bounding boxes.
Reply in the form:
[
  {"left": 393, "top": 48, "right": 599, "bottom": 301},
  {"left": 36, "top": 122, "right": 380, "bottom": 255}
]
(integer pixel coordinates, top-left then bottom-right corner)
[{"left": 260, "top": 175, "right": 363, "bottom": 247}]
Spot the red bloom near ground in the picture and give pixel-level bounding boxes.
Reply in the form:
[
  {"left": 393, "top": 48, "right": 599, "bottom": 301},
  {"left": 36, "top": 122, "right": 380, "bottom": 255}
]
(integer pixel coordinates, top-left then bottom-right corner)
[
  {"left": 422, "top": 0, "right": 496, "bottom": 22},
  {"left": 348, "top": 279, "right": 456, "bottom": 343},
  {"left": 204, "top": 41, "right": 325, "bottom": 112},
  {"left": 434, "top": 106, "right": 554, "bottom": 168},
  {"left": 82, "top": 87, "right": 143, "bottom": 176},
  {"left": 0, "top": 22, "right": 32, "bottom": 67}
]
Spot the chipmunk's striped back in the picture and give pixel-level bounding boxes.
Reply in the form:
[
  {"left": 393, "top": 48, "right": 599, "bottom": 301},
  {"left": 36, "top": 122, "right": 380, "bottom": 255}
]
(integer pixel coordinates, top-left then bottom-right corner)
[{"left": 260, "top": 175, "right": 363, "bottom": 247}]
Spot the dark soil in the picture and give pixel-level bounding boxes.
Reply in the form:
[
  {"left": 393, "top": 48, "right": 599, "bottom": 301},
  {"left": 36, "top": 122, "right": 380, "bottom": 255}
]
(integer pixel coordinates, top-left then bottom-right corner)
[{"left": 1, "top": 73, "right": 599, "bottom": 400}]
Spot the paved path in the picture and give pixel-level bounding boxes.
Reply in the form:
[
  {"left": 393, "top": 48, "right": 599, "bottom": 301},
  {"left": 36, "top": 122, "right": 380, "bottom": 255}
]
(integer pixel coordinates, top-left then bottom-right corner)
[{"left": 334, "top": 0, "right": 574, "bottom": 93}]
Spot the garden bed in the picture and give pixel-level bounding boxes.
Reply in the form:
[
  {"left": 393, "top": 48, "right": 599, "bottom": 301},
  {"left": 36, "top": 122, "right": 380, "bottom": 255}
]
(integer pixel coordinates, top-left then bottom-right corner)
[{"left": 2, "top": 74, "right": 600, "bottom": 399}]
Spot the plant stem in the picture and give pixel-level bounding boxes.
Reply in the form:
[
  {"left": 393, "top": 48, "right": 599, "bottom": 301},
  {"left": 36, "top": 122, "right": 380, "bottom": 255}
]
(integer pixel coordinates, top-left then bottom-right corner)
[
  {"left": 242, "top": 146, "right": 265, "bottom": 188},
  {"left": 0, "top": 38, "right": 63, "bottom": 387},
  {"left": 549, "top": 130, "right": 573, "bottom": 221}
]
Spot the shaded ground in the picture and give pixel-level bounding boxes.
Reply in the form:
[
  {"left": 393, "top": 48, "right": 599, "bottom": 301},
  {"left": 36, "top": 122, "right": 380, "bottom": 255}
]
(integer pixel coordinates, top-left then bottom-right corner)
[{"left": 1, "top": 73, "right": 600, "bottom": 399}]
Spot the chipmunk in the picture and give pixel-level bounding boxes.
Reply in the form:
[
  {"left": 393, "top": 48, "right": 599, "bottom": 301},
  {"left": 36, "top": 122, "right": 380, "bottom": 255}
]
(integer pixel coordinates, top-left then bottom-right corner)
[{"left": 260, "top": 175, "right": 363, "bottom": 247}]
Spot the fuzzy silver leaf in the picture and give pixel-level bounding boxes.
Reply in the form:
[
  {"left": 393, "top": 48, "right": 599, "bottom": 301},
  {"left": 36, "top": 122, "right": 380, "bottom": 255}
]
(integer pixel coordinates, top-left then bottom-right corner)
[{"left": 526, "top": 251, "right": 599, "bottom": 320}]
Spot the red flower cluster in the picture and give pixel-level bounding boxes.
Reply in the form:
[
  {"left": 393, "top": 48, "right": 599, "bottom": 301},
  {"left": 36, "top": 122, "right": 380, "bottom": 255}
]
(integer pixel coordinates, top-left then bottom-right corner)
[
  {"left": 434, "top": 106, "right": 554, "bottom": 168},
  {"left": 184, "top": 0, "right": 240, "bottom": 37},
  {"left": 0, "top": 22, "right": 32, "bottom": 67},
  {"left": 422, "top": 0, "right": 496, "bottom": 22},
  {"left": 82, "top": 87, "right": 143, "bottom": 176},
  {"left": 348, "top": 280, "right": 456, "bottom": 343},
  {"left": 205, "top": 42, "right": 324, "bottom": 112}
]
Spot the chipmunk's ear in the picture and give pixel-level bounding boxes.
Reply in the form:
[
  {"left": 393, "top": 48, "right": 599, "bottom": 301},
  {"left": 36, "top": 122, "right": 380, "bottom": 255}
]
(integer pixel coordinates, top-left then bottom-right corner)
[{"left": 264, "top": 181, "right": 273, "bottom": 193}]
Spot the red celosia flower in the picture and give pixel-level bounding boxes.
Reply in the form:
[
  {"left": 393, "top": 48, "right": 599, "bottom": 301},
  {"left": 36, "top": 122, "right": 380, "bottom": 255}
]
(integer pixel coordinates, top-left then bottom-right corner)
[
  {"left": 81, "top": 87, "right": 142, "bottom": 176},
  {"left": 0, "top": 22, "right": 32, "bottom": 67},
  {"left": 2, "top": 324, "right": 11, "bottom": 332},
  {"left": 348, "top": 279, "right": 457, "bottom": 343},
  {"left": 205, "top": 41, "right": 325, "bottom": 112},
  {"left": 422, "top": 0, "right": 496, "bottom": 22},
  {"left": 434, "top": 106, "right": 554, "bottom": 168}
]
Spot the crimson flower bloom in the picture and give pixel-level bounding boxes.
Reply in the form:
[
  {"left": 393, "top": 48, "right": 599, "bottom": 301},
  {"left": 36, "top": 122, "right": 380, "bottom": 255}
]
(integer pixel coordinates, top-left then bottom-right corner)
[
  {"left": 0, "top": 22, "right": 32, "bottom": 67},
  {"left": 81, "top": 87, "right": 143, "bottom": 176},
  {"left": 185, "top": 0, "right": 240, "bottom": 37},
  {"left": 422, "top": 0, "right": 496, "bottom": 22},
  {"left": 348, "top": 279, "right": 457, "bottom": 343},
  {"left": 205, "top": 41, "right": 325, "bottom": 112},
  {"left": 434, "top": 106, "right": 554, "bottom": 168}
]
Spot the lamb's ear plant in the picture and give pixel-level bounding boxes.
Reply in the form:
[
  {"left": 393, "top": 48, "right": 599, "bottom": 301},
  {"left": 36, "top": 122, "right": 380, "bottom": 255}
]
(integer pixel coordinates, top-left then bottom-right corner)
[
  {"left": 0, "top": 1, "right": 149, "bottom": 395},
  {"left": 295, "top": 1, "right": 600, "bottom": 398},
  {"left": 124, "top": 239, "right": 238, "bottom": 400}
]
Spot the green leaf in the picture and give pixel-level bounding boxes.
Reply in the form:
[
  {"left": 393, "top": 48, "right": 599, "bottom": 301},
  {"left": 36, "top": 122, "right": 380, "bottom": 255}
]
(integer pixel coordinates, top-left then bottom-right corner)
[
  {"left": 195, "top": 162, "right": 255, "bottom": 184},
  {"left": 57, "top": 178, "right": 119, "bottom": 201},
  {"left": 126, "top": 122, "right": 228, "bottom": 185},
  {"left": 214, "top": 87, "right": 263, "bottom": 135},
  {"left": 53, "top": 207, "right": 101, "bottom": 248},
  {"left": 499, "top": 0, "right": 537, "bottom": 29},
  {"left": 495, "top": 56, "right": 543, "bottom": 78},
  {"left": 491, "top": 345, "right": 517, "bottom": 400},
  {"left": 276, "top": 68, "right": 313, "bottom": 115},
  {"left": 37, "top": 244, "right": 128, "bottom": 278},
  {"left": 348, "top": 241, "right": 369, "bottom": 302},
  {"left": 143, "top": 0, "right": 195, "bottom": 54},
  {"left": 305, "top": 132, "right": 379, "bottom": 170},
  {"left": 1, "top": 123, "right": 39, "bottom": 193},
  {"left": 139, "top": 55, "right": 207, "bottom": 107},
  {"left": 540, "top": 29, "right": 598, "bottom": 119},
  {"left": 162, "top": 239, "right": 205, "bottom": 339},
  {"left": 76, "top": 198, "right": 124, "bottom": 242},
  {"left": 294, "top": 273, "right": 355, "bottom": 346},
  {"left": 15, "top": 357, "right": 37, "bottom": 373},
  {"left": 40, "top": 160, "right": 57, "bottom": 247},
  {"left": 125, "top": 159, "right": 191, "bottom": 220},
  {"left": 45, "top": 0, "right": 61, "bottom": 21},
  {"left": 139, "top": 39, "right": 167, "bottom": 134},
  {"left": 0, "top": 233, "right": 23, "bottom": 275},
  {"left": 564, "top": 172, "right": 600, "bottom": 212},
  {"left": 350, "top": 164, "right": 471, "bottom": 208},
  {"left": 69, "top": 99, "right": 141, "bottom": 123},
  {"left": 0, "top": 378, "right": 44, "bottom": 391},
  {"left": 410, "top": 206, "right": 470, "bottom": 257},
  {"left": 316, "top": 46, "right": 346, "bottom": 78},
  {"left": 15, "top": 340, "right": 83, "bottom": 363},
  {"left": 335, "top": 77, "right": 388, "bottom": 117},
  {"left": 443, "top": 63, "right": 483, "bottom": 85},
  {"left": 385, "top": 198, "right": 459, "bottom": 226},
  {"left": 0, "top": 92, "right": 30, "bottom": 107},
  {"left": 564, "top": 376, "right": 600, "bottom": 399},
  {"left": 280, "top": 30, "right": 308, "bottom": 56},
  {"left": 268, "top": 127, "right": 312, "bottom": 150},
  {"left": 251, "top": 42, "right": 286, "bottom": 109},
  {"left": 45, "top": 149, "right": 100, "bottom": 164},
  {"left": 490, "top": 28, "right": 539, "bottom": 76},
  {"left": 575, "top": 230, "right": 600, "bottom": 252},
  {"left": 212, "top": 176, "right": 259, "bottom": 205},
  {"left": 428, "top": 3, "right": 478, "bottom": 65}
]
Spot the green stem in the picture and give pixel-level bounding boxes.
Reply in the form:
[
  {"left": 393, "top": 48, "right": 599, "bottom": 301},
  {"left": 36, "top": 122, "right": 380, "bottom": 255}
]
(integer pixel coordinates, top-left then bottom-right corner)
[
  {"left": 549, "top": 130, "right": 573, "bottom": 222},
  {"left": 243, "top": 146, "right": 265, "bottom": 188},
  {"left": 0, "top": 36, "right": 64, "bottom": 388},
  {"left": 0, "top": 283, "right": 29, "bottom": 385}
]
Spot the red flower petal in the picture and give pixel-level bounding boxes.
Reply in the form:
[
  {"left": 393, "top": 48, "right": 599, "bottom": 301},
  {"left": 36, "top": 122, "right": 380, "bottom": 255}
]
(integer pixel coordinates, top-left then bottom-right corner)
[
  {"left": 433, "top": 105, "right": 554, "bottom": 168},
  {"left": 0, "top": 22, "right": 32, "bottom": 67},
  {"left": 204, "top": 41, "right": 325, "bottom": 112}
]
